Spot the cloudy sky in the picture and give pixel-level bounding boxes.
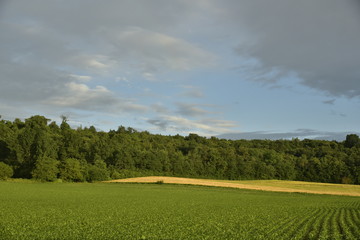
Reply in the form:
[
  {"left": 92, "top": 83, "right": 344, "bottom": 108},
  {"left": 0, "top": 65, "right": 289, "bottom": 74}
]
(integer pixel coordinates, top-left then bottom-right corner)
[{"left": 1, "top": 0, "right": 360, "bottom": 140}]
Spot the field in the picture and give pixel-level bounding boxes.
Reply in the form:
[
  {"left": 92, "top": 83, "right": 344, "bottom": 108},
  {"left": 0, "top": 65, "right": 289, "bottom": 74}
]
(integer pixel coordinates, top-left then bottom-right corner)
[
  {"left": 108, "top": 176, "right": 360, "bottom": 197},
  {"left": 0, "top": 181, "right": 360, "bottom": 239}
]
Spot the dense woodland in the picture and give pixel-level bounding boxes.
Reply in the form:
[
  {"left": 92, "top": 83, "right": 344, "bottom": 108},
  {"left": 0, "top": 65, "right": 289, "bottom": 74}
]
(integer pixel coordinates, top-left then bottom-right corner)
[{"left": 0, "top": 115, "right": 359, "bottom": 184}]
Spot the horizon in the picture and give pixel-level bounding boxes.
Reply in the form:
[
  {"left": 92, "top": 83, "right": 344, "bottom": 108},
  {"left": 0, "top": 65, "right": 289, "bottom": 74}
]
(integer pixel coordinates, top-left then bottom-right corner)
[{"left": 1, "top": 114, "right": 358, "bottom": 142}]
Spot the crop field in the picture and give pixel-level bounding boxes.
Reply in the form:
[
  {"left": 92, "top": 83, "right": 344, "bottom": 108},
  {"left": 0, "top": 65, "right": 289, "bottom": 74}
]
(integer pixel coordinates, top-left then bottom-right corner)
[
  {"left": 109, "top": 176, "right": 360, "bottom": 196},
  {"left": 0, "top": 181, "right": 359, "bottom": 239}
]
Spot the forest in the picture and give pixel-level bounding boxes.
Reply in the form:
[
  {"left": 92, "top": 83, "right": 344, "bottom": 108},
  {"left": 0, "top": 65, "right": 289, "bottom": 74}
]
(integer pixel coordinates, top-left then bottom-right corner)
[{"left": 0, "top": 115, "right": 359, "bottom": 184}]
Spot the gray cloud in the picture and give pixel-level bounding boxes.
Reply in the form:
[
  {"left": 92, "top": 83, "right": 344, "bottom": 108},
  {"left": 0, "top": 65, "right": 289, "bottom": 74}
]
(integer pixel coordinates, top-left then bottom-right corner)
[
  {"left": 146, "top": 119, "right": 168, "bottom": 131},
  {"left": 1, "top": 1, "right": 215, "bottom": 75},
  {"left": 0, "top": 63, "right": 66, "bottom": 102},
  {"left": 3, "top": 0, "right": 357, "bottom": 135},
  {"left": 323, "top": 99, "right": 336, "bottom": 105},
  {"left": 0, "top": 0, "right": 211, "bottom": 120},
  {"left": 109, "top": 27, "right": 215, "bottom": 73},
  {"left": 175, "top": 103, "right": 210, "bottom": 117},
  {"left": 151, "top": 103, "right": 169, "bottom": 114},
  {"left": 229, "top": 0, "right": 360, "bottom": 98},
  {"left": 0, "top": 59, "right": 147, "bottom": 115},
  {"left": 330, "top": 110, "right": 347, "bottom": 118},
  {"left": 3, "top": 0, "right": 207, "bottom": 36},
  {"left": 180, "top": 85, "right": 204, "bottom": 98}
]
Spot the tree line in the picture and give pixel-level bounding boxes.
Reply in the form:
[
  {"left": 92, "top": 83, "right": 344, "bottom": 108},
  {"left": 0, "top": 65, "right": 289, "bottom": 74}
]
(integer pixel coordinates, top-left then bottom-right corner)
[{"left": 0, "top": 115, "right": 359, "bottom": 184}]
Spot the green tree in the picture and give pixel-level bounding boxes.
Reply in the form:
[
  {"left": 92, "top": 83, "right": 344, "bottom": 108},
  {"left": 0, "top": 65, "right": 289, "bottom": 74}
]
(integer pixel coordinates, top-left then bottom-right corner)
[
  {"left": 87, "top": 158, "right": 110, "bottom": 182},
  {"left": 17, "top": 115, "right": 58, "bottom": 178},
  {"left": 0, "top": 162, "right": 13, "bottom": 180},
  {"left": 31, "top": 156, "right": 59, "bottom": 181},
  {"left": 60, "top": 158, "right": 84, "bottom": 182},
  {"left": 344, "top": 134, "right": 360, "bottom": 148}
]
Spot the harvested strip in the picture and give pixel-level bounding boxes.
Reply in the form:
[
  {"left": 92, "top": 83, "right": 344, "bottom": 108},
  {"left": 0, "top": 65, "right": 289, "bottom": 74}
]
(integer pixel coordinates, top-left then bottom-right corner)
[{"left": 106, "top": 176, "right": 360, "bottom": 197}]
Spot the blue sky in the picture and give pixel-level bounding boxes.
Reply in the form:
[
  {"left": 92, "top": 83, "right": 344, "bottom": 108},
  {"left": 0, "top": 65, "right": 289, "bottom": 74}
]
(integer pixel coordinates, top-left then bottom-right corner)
[{"left": 1, "top": 0, "right": 360, "bottom": 140}]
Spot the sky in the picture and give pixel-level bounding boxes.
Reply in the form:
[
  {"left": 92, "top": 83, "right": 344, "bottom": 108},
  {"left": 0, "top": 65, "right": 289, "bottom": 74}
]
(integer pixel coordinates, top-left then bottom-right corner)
[{"left": 1, "top": 0, "right": 360, "bottom": 140}]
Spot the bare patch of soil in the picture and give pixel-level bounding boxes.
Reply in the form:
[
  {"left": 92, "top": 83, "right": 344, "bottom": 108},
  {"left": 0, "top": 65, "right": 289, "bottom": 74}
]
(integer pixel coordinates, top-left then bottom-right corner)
[{"left": 105, "top": 176, "right": 360, "bottom": 197}]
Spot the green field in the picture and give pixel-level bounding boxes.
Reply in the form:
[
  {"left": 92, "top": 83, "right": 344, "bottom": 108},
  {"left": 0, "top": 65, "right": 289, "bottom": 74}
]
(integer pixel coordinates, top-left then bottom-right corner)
[{"left": 0, "top": 181, "right": 360, "bottom": 239}]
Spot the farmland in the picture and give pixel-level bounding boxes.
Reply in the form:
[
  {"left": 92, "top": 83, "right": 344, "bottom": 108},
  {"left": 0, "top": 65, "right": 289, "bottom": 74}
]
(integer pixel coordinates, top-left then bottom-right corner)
[
  {"left": 0, "top": 181, "right": 359, "bottom": 239},
  {"left": 109, "top": 176, "right": 360, "bottom": 196}
]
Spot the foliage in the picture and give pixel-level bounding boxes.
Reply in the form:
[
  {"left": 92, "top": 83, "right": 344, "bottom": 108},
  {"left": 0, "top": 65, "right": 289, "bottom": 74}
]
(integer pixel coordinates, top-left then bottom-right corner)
[
  {"left": 59, "top": 158, "right": 84, "bottom": 182},
  {"left": 0, "top": 162, "right": 13, "bottom": 180},
  {"left": 87, "top": 159, "right": 110, "bottom": 182},
  {"left": 0, "top": 182, "right": 359, "bottom": 239},
  {"left": 31, "top": 156, "right": 59, "bottom": 182},
  {"left": 1, "top": 115, "right": 360, "bottom": 184},
  {"left": 344, "top": 134, "right": 360, "bottom": 148}
]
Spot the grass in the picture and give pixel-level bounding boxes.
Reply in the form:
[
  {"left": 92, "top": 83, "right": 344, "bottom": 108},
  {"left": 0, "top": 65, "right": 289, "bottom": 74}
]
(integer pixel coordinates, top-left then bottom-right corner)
[{"left": 0, "top": 181, "right": 359, "bottom": 239}]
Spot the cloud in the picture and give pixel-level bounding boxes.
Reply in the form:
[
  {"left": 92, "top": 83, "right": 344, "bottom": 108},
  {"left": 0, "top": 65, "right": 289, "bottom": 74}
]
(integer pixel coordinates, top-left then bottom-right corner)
[
  {"left": 229, "top": 0, "right": 360, "bottom": 98},
  {"left": 180, "top": 85, "right": 204, "bottom": 98},
  {"left": 330, "top": 110, "right": 347, "bottom": 118},
  {"left": 142, "top": 72, "right": 156, "bottom": 81},
  {"left": 2, "top": 0, "right": 203, "bottom": 36},
  {"left": 68, "top": 74, "right": 92, "bottom": 82},
  {"left": 3, "top": 0, "right": 357, "bottom": 135},
  {"left": 151, "top": 103, "right": 169, "bottom": 114},
  {"left": 109, "top": 27, "right": 216, "bottom": 75},
  {"left": 69, "top": 55, "right": 117, "bottom": 74},
  {"left": 175, "top": 103, "right": 210, "bottom": 117},
  {"left": 147, "top": 115, "right": 237, "bottom": 135},
  {"left": 48, "top": 82, "right": 147, "bottom": 113},
  {"left": 0, "top": 1, "right": 216, "bottom": 72},
  {"left": 0, "top": 1, "right": 217, "bottom": 108},
  {"left": 115, "top": 77, "right": 129, "bottom": 83},
  {"left": 1, "top": 1, "right": 214, "bottom": 122},
  {"left": 0, "top": 63, "right": 67, "bottom": 102},
  {"left": 200, "top": 119, "right": 237, "bottom": 128},
  {"left": 323, "top": 99, "right": 336, "bottom": 105},
  {"left": 48, "top": 82, "right": 113, "bottom": 107},
  {"left": 146, "top": 119, "right": 168, "bottom": 131},
  {"left": 85, "top": 59, "right": 108, "bottom": 70}
]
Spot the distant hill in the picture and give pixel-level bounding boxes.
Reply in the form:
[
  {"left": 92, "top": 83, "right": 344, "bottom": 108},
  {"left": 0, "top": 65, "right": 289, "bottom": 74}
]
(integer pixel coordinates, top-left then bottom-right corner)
[{"left": 217, "top": 129, "right": 360, "bottom": 141}]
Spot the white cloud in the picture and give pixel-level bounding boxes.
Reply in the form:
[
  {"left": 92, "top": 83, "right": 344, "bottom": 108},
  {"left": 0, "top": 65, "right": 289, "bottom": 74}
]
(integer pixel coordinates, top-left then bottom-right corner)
[
  {"left": 165, "top": 115, "right": 235, "bottom": 135},
  {"left": 48, "top": 82, "right": 112, "bottom": 107},
  {"left": 115, "top": 76, "right": 129, "bottom": 82},
  {"left": 68, "top": 74, "right": 92, "bottom": 82},
  {"left": 47, "top": 82, "right": 147, "bottom": 113},
  {"left": 86, "top": 59, "right": 108, "bottom": 69},
  {"left": 200, "top": 119, "right": 238, "bottom": 128},
  {"left": 147, "top": 115, "right": 237, "bottom": 135},
  {"left": 69, "top": 55, "right": 117, "bottom": 73},
  {"left": 142, "top": 72, "right": 156, "bottom": 81}
]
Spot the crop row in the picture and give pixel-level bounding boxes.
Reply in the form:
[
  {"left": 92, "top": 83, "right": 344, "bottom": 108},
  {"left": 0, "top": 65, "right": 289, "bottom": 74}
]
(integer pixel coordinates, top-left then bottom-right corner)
[
  {"left": 265, "top": 207, "right": 360, "bottom": 240},
  {"left": 0, "top": 182, "right": 359, "bottom": 239}
]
